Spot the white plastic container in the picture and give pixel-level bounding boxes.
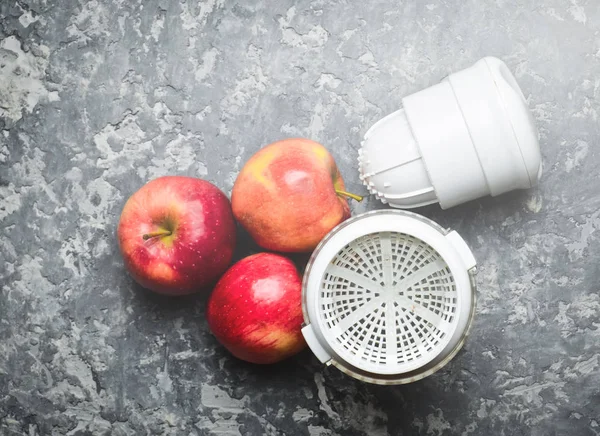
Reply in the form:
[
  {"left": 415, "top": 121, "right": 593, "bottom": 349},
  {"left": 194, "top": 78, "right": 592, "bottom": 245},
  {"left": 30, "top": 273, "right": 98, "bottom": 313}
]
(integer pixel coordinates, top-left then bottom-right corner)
[
  {"left": 301, "top": 210, "right": 477, "bottom": 385},
  {"left": 359, "top": 57, "right": 542, "bottom": 209}
]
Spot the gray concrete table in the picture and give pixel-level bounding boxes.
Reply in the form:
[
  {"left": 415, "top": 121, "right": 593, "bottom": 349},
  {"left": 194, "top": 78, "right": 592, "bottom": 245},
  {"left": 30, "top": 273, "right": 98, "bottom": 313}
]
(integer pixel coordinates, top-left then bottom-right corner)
[{"left": 1, "top": 1, "right": 599, "bottom": 435}]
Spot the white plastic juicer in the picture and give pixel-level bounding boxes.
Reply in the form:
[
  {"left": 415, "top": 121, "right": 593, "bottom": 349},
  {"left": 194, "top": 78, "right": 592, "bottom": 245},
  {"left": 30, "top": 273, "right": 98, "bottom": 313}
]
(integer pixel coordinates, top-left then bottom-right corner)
[{"left": 301, "top": 57, "right": 542, "bottom": 384}]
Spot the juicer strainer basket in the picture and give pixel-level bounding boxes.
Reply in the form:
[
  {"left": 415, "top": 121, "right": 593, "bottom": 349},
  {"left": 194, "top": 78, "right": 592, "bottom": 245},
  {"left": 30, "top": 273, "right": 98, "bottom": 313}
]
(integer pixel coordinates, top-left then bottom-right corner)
[{"left": 301, "top": 210, "right": 477, "bottom": 385}]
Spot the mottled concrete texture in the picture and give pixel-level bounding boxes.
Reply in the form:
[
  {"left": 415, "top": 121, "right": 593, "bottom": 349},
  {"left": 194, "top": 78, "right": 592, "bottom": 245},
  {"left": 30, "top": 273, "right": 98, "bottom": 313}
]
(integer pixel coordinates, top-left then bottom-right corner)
[{"left": 1, "top": 0, "right": 599, "bottom": 435}]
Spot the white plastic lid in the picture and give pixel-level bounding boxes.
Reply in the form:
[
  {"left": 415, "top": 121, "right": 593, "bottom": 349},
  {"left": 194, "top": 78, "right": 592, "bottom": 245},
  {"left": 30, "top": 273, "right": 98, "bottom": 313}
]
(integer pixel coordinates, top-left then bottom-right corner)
[
  {"left": 301, "top": 210, "right": 477, "bottom": 385},
  {"left": 359, "top": 57, "right": 542, "bottom": 209}
]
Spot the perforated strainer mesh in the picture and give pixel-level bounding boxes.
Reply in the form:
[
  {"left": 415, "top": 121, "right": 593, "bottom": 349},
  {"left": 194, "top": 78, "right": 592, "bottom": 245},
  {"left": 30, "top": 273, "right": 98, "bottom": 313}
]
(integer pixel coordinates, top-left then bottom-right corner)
[{"left": 318, "top": 231, "right": 458, "bottom": 374}]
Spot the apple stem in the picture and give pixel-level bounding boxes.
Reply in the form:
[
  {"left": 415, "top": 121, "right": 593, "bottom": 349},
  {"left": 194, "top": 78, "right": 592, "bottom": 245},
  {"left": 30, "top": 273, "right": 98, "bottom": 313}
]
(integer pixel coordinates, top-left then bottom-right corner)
[
  {"left": 335, "top": 189, "right": 364, "bottom": 202},
  {"left": 143, "top": 230, "right": 172, "bottom": 240}
]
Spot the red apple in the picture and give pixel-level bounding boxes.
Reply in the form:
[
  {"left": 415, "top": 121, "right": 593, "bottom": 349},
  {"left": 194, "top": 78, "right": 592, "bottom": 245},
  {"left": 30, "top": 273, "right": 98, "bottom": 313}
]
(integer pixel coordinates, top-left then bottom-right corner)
[
  {"left": 117, "top": 176, "right": 236, "bottom": 295},
  {"left": 206, "top": 253, "right": 306, "bottom": 364},
  {"left": 231, "top": 138, "right": 362, "bottom": 253}
]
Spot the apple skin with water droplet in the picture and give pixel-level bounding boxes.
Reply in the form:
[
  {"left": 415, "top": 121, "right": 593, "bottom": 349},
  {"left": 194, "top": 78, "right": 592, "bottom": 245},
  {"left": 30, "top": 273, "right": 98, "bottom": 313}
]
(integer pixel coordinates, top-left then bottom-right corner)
[
  {"left": 206, "top": 253, "right": 306, "bottom": 364},
  {"left": 117, "top": 176, "right": 236, "bottom": 295}
]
